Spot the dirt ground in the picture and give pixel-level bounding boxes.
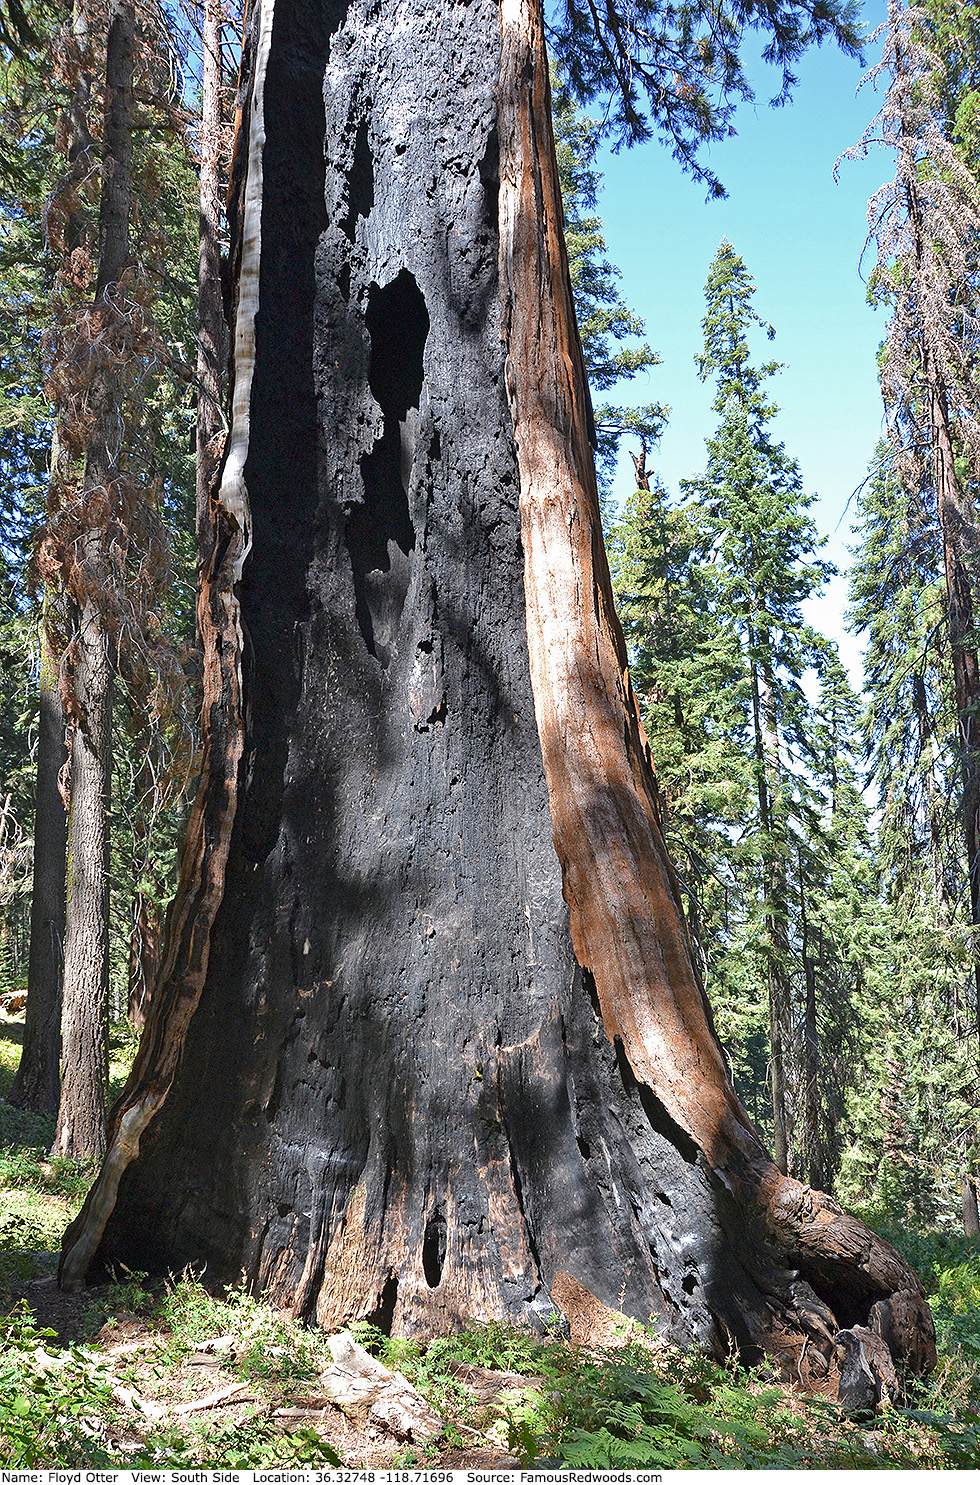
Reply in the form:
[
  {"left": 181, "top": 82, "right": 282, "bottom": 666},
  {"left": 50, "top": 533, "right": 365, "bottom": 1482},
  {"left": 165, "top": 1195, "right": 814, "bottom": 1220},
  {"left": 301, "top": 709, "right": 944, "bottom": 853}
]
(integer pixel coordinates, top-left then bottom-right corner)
[{"left": 10, "top": 1270, "right": 529, "bottom": 1469}]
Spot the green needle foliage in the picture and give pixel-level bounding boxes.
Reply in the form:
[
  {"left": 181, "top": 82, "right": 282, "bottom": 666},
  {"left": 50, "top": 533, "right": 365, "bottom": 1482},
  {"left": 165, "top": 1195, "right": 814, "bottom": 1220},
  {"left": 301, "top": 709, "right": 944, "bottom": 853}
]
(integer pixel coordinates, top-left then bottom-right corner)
[
  {"left": 611, "top": 241, "right": 874, "bottom": 1183},
  {"left": 553, "top": 78, "right": 667, "bottom": 505},
  {"left": 840, "top": 0, "right": 980, "bottom": 1227},
  {"left": 846, "top": 449, "right": 980, "bottom": 1226},
  {"left": 549, "top": 0, "right": 865, "bottom": 194},
  {"left": 0, "top": 0, "right": 201, "bottom": 1019}
]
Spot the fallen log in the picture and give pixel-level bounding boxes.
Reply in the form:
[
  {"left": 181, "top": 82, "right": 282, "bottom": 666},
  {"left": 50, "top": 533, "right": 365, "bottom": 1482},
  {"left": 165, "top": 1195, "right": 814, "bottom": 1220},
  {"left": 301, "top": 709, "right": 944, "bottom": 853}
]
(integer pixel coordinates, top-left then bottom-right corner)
[{"left": 320, "top": 1331, "right": 443, "bottom": 1442}]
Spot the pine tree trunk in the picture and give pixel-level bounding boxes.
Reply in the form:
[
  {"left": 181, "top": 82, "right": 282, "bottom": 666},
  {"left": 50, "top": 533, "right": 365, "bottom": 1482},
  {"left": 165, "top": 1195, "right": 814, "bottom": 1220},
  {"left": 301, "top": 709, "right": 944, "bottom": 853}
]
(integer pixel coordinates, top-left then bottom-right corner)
[
  {"left": 196, "top": 0, "right": 227, "bottom": 556},
  {"left": 963, "top": 1172, "right": 980, "bottom": 1237},
  {"left": 54, "top": 593, "right": 111, "bottom": 1158},
  {"left": 53, "top": 0, "right": 136, "bottom": 1161},
  {"left": 751, "top": 636, "right": 794, "bottom": 1176},
  {"left": 799, "top": 877, "right": 824, "bottom": 1191},
  {"left": 62, "top": 0, "right": 935, "bottom": 1387},
  {"left": 17, "top": 2, "right": 94, "bottom": 1119},
  {"left": 10, "top": 618, "right": 65, "bottom": 1112},
  {"left": 929, "top": 357, "right": 980, "bottom": 1036}
]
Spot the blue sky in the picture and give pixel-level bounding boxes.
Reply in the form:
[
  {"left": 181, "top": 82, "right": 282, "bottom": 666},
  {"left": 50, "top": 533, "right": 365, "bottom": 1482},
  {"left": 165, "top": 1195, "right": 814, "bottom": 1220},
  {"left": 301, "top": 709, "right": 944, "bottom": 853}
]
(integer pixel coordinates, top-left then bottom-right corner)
[{"left": 594, "top": 0, "right": 891, "bottom": 684}]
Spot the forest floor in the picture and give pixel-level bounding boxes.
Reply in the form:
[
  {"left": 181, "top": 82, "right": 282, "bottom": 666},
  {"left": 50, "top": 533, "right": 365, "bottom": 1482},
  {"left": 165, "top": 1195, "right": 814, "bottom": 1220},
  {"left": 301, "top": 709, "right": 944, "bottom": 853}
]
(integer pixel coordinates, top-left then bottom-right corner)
[{"left": 2, "top": 1009, "right": 980, "bottom": 1469}]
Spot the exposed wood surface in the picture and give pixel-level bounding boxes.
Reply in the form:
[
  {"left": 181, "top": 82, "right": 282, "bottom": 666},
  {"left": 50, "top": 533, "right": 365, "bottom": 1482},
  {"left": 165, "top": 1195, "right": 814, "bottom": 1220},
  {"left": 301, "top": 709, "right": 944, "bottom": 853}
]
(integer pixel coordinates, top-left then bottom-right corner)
[
  {"left": 172, "top": 1381, "right": 254, "bottom": 1417},
  {"left": 446, "top": 1361, "right": 544, "bottom": 1404},
  {"left": 320, "top": 1332, "right": 443, "bottom": 1441}
]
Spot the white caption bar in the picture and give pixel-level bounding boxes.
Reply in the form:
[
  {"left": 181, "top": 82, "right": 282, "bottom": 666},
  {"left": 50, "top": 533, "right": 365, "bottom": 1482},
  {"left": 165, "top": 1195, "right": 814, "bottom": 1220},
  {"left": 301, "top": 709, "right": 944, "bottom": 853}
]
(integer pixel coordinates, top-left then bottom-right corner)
[{"left": 0, "top": 1469, "right": 933, "bottom": 1484}]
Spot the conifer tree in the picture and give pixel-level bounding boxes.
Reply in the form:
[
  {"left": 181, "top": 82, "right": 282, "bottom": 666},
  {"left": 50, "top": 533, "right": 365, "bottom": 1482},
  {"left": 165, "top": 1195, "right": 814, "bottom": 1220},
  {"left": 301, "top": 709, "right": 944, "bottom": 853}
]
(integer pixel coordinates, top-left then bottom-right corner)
[
  {"left": 610, "top": 478, "right": 750, "bottom": 983},
  {"left": 552, "top": 81, "right": 666, "bottom": 502},
  {"left": 0, "top": 1, "right": 198, "bottom": 1145},
  {"left": 844, "top": 0, "right": 980, "bottom": 1229},
  {"left": 1, "top": 9, "right": 71, "bottom": 1106},
  {"left": 849, "top": 451, "right": 980, "bottom": 1231},
  {"left": 683, "top": 240, "right": 833, "bottom": 1175},
  {"left": 850, "top": 0, "right": 980, "bottom": 1048},
  {"left": 610, "top": 245, "right": 869, "bottom": 1186},
  {"left": 796, "top": 654, "right": 878, "bottom": 1192}
]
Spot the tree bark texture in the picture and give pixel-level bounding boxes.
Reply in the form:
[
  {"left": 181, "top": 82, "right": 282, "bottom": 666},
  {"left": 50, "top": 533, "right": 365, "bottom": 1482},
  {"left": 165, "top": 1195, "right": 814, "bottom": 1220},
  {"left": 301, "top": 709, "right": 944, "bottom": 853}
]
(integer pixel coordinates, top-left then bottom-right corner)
[
  {"left": 748, "top": 632, "right": 793, "bottom": 1176},
  {"left": 127, "top": 884, "right": 162, "bottom": 1027},
  {"left": 54, "top": 0, "right": 136, "bottom": 1162},
  {"left": 798, "top": 867, "right": 824, "bottom": 1193},
  {"left": 63, "top": 0, "right": 936, "bottom": 1382},
  {"left": 10, "top": 619, "right": 66, "bottom": 1113},
  {"left": 929, "top": 356, "right": 980, "bottom": 1028},
  {"left": 196, "top": 0, "right": 228, "bottom": 558},
  {"left": 54, "top": 589, "right": 111, "bottom": 1160},
  {"left": 964, "top": 1172, "right": 980, "bottom": 1238}
]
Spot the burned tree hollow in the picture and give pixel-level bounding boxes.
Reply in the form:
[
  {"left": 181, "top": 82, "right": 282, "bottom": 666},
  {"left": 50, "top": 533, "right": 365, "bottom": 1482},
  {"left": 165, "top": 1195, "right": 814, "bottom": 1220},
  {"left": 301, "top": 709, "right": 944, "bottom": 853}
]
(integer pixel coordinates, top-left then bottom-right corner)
[
  {"left": 71, "top": 0, "right": 936, "bottom": 1384},
  {"left": 347, "top": 270, "right": 428, "bottom": 666}
]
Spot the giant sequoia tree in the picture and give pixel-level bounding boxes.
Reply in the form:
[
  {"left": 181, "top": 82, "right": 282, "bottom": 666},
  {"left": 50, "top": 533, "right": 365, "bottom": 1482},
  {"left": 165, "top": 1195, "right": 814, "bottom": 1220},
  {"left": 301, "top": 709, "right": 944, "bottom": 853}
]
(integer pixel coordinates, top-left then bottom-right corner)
[{"left": 61, "top": 0, "right": 936, "bottom": 1384}]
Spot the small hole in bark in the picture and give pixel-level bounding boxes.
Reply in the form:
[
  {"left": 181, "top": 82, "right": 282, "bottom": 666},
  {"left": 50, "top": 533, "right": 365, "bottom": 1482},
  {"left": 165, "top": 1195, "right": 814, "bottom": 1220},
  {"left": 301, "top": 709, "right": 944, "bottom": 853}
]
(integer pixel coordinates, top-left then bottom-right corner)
[
  {"left": 576, "top": 1135, "right": 592, "bottom": 1161},
  {"left": 478, "top": 124, "right": 499, "bottom": 230},
  {"left": 656, "top": 1191, "right": 672, "bottom": 1206},
  {"left": 422, "top": 1207, "right": 447, "bottom": 1288},
  {"left": 365, "top": 1272, "right": 399, "bottom": 1334},
  {"left": 682, "top": 1273, "right": 697, "bottom": 1294},
  {"left": 347, "top": 271, "right": 429, "bottom": 666},
  {"left": 580, "top": 965, "right": 602, "bottom": 1020},
  {"left": 415, "top": 697, "right": 447, "bottom": 732}
]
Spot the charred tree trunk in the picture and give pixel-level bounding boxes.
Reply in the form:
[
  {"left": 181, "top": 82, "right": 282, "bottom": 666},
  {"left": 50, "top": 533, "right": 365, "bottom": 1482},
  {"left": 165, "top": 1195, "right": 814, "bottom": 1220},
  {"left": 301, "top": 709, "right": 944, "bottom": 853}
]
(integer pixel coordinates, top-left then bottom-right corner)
[
  {"left": 10, "top": 616, "right": 65, "bottom": 1112},
  {"left": 54, "top": 0, "right": 136, "bottom": 1161},
  {"left": 62, "top": 0, "right": 935, "bottom": 1385}
]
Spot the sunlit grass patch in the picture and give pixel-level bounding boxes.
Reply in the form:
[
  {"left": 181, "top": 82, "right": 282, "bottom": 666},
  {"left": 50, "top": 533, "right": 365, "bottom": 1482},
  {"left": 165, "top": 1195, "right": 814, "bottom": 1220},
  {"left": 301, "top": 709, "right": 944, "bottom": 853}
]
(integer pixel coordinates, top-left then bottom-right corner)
[{"left": 0, "top": 1016, "right": 23, "bottom": 1098}]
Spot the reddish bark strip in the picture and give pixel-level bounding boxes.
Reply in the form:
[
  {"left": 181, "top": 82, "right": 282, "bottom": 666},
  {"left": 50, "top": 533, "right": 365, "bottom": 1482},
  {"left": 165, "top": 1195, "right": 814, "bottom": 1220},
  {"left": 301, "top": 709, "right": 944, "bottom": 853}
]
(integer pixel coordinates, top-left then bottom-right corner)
[
  {"left": 499, "top": 0, "right": 748, "bottom": 1166},
  {"left": 496, "top": 0, "right": 935, "bottom": 1378}
]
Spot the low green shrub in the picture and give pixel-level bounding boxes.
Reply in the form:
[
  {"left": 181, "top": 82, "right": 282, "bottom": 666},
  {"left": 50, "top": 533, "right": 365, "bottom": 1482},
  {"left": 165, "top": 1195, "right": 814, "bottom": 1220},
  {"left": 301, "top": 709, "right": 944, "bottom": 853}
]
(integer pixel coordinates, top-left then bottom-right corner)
[
  {"left": 0, "top": 1309, "right": 117, "bottom": 1466},
  {"left": 80, "top": 1269, "right": 157, "bottom": 1339},
  {"left": 132, "top": 1416, "right": 343, "bottom": 1469},
  {"left": 158, "top": 1276, "right": 323, "bottom": 1387}
]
